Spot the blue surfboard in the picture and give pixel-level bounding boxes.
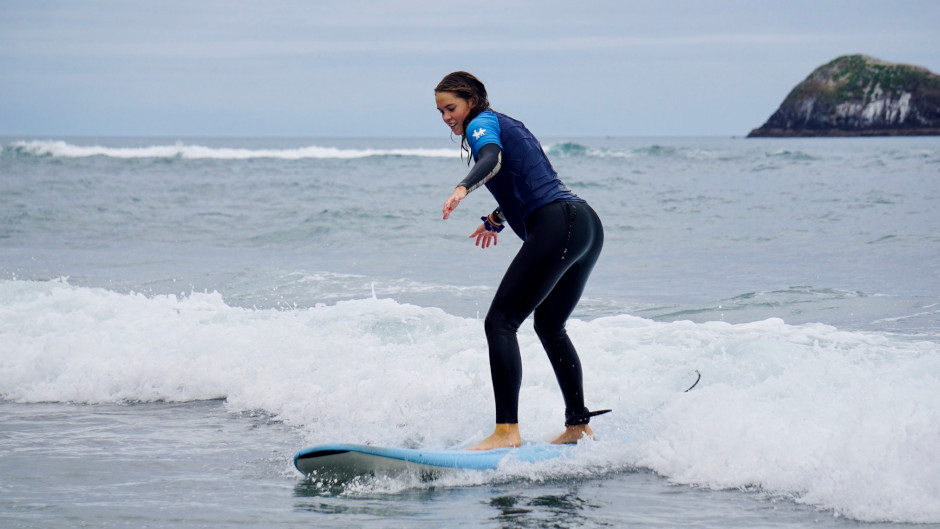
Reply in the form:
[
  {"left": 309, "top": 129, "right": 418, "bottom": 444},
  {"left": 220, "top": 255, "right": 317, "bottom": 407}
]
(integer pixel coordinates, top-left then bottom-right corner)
[{"left": 293, "top": 442, "right": 573, "bottom": 476}]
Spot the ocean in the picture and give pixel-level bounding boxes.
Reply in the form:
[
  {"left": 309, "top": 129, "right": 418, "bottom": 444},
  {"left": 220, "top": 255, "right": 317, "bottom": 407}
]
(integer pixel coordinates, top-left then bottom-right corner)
[{"left": 1, "top": 135, "right": 938, "bottom": 528}]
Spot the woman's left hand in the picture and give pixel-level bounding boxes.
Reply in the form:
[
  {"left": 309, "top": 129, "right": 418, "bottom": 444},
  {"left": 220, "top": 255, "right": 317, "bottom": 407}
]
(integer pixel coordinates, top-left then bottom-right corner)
[
  {"left": 443, "top": 186, "right": 468, "bottom": 220},
  {"left": 469, "top": 223, "right": 498, "bottom": 248}
]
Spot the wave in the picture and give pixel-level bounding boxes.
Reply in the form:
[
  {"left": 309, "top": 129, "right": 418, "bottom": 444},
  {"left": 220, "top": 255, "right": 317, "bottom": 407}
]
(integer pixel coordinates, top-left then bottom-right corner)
[
  {"left": 2, "top": 278, "right": 939, "bottom": 523},
  {"left": 545, "top": 141, "right": 722, "bottom": 160},
  {"left": 765, "top": 149, "right": 820, "bottom": 161},
  {"left": 4, "top": 140, "right": 459, "bottom": 160},
  {"left": 7, "top": 139, "right": 714, "bottom": 162},
  {"left": 649, "top": 286, "right": 869, "bottom": 319},
  {"left": 546, "top": 141, "right": 593, "bottom": 157}
]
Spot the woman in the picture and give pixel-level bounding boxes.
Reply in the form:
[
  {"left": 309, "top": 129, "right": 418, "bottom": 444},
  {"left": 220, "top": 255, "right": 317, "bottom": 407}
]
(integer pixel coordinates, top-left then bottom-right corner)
[{"left": 435, "top": 71, "right": 608, "bottom": 450}]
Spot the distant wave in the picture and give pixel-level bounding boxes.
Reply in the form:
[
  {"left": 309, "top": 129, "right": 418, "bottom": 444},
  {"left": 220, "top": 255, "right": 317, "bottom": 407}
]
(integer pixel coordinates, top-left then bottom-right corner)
[
  {"left": 4, "top": 140, "right": 459, "bottom": 160},
  {"left": 765, "top": 149, "right": 820, "bottom": 161},
  {"left": 546, "top": 142, "right": 593, "bottom": 157},
  {"left": 8, "top": 139, "right": 740, "bottom": 162},
  {"left": 545, "top": 141, "right": 719, "bottom": 160}
]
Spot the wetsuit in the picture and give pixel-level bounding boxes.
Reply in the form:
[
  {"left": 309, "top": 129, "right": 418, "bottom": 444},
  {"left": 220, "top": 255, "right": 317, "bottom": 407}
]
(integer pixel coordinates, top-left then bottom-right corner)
[{"left": 459, "top": 110, "right": 604, "bottom": 425}]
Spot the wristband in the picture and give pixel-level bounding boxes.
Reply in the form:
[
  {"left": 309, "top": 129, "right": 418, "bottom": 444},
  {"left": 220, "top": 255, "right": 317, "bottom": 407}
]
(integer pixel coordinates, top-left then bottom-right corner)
[{"left": 481, "top": 215, "right": 504, "bottom": 233}]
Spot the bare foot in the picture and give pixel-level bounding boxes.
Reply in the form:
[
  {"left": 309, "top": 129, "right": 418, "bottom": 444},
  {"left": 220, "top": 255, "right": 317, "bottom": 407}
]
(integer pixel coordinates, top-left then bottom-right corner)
[
  {"left": 551, "top": 424, "right": 594, "bottom": 445},
  {"left": 468, "top": 423, "right": 522, "bottom": 450}
]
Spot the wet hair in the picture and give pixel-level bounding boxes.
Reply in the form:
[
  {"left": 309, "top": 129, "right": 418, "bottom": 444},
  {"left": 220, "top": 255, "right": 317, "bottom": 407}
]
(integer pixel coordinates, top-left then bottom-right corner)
[{"left": 435, "top": 71, "right": 491, "bottom": 163}]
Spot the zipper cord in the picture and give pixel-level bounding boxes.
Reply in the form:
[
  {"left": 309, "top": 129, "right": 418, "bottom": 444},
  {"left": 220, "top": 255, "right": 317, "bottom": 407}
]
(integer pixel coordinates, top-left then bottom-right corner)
[{"left": 561, "top": 203, "right": 578, "bottom": 261}]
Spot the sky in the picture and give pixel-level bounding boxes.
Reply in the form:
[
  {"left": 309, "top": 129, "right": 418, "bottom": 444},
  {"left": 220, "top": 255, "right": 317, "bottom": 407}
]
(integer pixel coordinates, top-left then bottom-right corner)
[{"left": 2, "top": 0, "right": 939, "bottom": 138}]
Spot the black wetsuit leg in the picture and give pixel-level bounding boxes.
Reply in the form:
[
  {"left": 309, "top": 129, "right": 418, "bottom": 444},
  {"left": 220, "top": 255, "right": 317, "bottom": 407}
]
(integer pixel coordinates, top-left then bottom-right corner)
[{"left": 483, "top": 201, "right": 604, "bottom": 424}]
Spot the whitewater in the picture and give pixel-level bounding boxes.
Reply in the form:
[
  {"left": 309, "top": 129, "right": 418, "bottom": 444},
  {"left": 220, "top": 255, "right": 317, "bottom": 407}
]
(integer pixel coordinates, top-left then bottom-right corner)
[{"left": 1, "top": 136, "right": 939, "bottom": 527}]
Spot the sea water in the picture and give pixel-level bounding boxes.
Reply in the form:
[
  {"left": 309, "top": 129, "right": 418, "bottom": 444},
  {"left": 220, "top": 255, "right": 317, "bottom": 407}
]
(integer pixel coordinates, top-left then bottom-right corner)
[{"left": 1, "top": 135, "right": 938, "bottom": 527}]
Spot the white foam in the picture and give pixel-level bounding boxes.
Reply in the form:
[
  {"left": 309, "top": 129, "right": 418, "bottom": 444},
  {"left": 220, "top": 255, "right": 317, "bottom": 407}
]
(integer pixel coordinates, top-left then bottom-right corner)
[
  {"left": 8, "top": 140, "right": 459, "bottom": 159},
  {"left": 1, "top": 279, "right": 938, "bottom": 523}
]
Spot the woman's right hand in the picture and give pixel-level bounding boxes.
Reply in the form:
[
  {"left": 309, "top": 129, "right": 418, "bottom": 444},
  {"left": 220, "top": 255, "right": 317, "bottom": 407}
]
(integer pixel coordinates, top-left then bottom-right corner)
[
  {"left": 469, "top": 223, "right": 498, "bottom": 249},
  {"left": 442, "top": 186, "right": 468, "bottom": 220}
]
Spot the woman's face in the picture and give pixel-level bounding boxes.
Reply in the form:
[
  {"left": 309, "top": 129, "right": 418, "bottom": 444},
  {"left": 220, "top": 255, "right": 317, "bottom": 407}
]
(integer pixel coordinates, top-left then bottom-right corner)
[{"left": 435, "top": 91, "right": 474, "bottom": 135}]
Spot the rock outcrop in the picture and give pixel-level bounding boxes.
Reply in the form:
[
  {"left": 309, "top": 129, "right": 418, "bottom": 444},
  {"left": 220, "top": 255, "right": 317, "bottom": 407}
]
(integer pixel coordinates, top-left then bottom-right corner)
[{"left": 748, "top": 55, "right": 940, "bottom": 137}]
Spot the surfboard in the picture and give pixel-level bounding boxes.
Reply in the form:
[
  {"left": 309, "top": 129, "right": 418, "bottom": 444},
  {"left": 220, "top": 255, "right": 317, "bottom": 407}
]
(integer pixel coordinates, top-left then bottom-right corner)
[{"left": 293, "top": 442, "right": 573, "bottom": 476}]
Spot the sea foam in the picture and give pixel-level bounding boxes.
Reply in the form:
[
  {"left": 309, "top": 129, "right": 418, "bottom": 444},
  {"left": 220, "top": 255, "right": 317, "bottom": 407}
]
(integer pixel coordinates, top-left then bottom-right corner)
[
  {"left": 6, "top": 140, "right": 458, "bottom": 159},
  {"left": 1, "top": 278, "right": 938, "bottom": 523}
]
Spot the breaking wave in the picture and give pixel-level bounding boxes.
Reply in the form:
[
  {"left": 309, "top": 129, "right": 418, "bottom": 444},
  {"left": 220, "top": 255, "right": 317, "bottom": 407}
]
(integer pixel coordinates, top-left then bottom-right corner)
[{"left": 3, "top": 140, "right": 459, "bottom": 160}]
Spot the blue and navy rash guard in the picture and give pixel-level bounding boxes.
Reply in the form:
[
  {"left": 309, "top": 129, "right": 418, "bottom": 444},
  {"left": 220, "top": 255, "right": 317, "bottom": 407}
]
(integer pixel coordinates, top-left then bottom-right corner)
[{"left": 466, "top": 110, "right": 582, "bottom": 240}]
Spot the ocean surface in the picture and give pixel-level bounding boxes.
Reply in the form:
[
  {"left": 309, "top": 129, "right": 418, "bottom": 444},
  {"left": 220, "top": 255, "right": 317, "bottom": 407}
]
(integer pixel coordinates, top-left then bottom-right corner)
[{"left": 1, "top": 135, "right": 938, "bottom": 528}]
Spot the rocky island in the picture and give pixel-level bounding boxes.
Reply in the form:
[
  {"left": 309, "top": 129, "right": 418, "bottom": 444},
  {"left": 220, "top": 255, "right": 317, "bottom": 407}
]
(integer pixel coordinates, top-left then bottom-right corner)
[{"left": 748, "top": 54, "right": 940, "bottom": 137}]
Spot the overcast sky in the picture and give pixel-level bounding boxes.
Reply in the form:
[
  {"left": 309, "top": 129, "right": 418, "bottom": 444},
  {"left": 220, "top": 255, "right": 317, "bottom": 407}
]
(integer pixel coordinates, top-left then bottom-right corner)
[{"left": 2, "top": 0, "right": 938, "bottom": 138}]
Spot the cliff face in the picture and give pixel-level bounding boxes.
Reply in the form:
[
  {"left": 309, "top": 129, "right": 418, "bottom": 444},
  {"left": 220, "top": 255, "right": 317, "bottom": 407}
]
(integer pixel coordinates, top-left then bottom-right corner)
[{"left": 748, "top": 55, "right": 940, "bottom": 137}]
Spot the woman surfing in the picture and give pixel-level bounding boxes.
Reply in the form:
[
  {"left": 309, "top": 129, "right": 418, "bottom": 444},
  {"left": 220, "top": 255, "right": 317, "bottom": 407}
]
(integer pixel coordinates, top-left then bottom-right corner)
[{"left": 435, "top": 71, "right": 609, "bottom": 450}]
